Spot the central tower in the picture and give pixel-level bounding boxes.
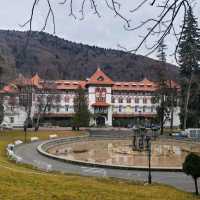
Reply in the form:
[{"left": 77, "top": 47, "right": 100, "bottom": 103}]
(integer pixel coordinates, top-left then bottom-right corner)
[{"left": 86, "top": 68, "right": 113, "bottom": 126}]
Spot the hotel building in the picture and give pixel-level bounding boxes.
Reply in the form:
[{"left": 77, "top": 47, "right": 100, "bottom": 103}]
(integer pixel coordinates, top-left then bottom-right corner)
[{"left": 0, "top": 68, "right": 180, "bottom": 128}]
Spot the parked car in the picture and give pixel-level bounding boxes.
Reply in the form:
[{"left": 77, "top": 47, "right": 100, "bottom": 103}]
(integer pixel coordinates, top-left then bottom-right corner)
[
  {"left": 127, "top": 124, "right": 136, "bottom": 129},
  {"left": 172, "top": 132, "right": 187, "bottom": 139},
  {"left": 184, "top": 129, "right": 200, "bottom": 139},
  {"left": 0, "top": 122, "right": 13, "bottom": 130},
  {"left": 151, "top": 125, "right": 161, "bottom": 130}
]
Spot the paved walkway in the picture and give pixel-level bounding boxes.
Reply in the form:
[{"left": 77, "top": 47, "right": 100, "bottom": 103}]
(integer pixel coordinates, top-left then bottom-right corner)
[{"left": 14, "top": 141, "right": 200, "bottom": 193}]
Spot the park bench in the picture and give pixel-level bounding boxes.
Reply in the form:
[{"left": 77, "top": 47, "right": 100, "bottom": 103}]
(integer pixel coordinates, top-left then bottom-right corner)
[
  {"left": 7, "top": 143, "right": 14, "bottom": 151},
  {"left": 49, "top": 134, "right": 58, "bottom": 139},
  {"left": 14, "top": 140, "right": 23, "bottom": 146},
  {"left": 30, "top": 137, "right": 39, "bottom": 142}
]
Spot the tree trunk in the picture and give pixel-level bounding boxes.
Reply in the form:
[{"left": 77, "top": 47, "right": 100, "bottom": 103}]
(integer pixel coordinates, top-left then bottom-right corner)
[
  {"left": 35, "top": 113, "right": 41, "bottom": 132},
  {"left": 170, "top": 94, "right": 174, "bottom": 134},
  {"left": 183, "top": 76, "right": 192, "bottom": 130},
  {"left": 160, "top": 95, "right": 164, "bottom": 135},
  {"left": 35, "top": 104, "right": 48, "bottom": 132},
  {"left": 194, "top": 177, "right": 199, "bottom": 195}
]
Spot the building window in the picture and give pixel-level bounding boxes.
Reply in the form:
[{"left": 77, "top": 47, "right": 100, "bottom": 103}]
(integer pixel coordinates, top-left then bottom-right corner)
[
  {"left": 135, "top": 106, "right": 139, "bottom": 112},
  {"left": 151, "top": 106, "right": 155, "bottom": 113},
  {"left": 8, "top": 96, "right": 16, "bottom": 106},
  {"left": 37, "top": 95, "right": 42, "bottom": 102},
  {"left": 119, "top": 106, "right": 123, "bottom": 112},
  {"left": 10, "top": 106, "right": 15, "bottom": 112},
  {"left": 55, "top": 95, "right": 61, "bottom": 103},
  {"left": 143, "top": 98, "right": 147, "bottom": 104},
  {"left": 47, "top": 95, "right": 54, "bottom": 104},
  {"left": 111, "top": 97, "right": 115, "bottom": 103},
  {"left": 97, "top": 76, "right": 104, "bottom": 81},
  {"left": 135, "top": 98, "right": 139, "bottom": 104},
  {"left": 64, "top": 96, "right": 69, "bottom": 103},
  {"left": 47, "top": 105, "right": 51, "bottom": 112},
  {"left": 10, "top": 117, "right": 14, "bottom": 123},
  {"left": 127, "top": 97, "right": 131, "bottom": 103},
  {"left": 56, "top": 106, "right": 60, "bottom": 112},
  {"left": 119, "top": 97, "right": 123, "bottom": 103},
  {"left": 151, "top": 97, "right": 156, "bottom": 104},
  {"left": 143, "top": 106, "right": 146, "bottom": 113},
  {"left": 65, "top": 105, "right": 69, "bottom": 112},
  {"left": 39, "top": 105, "right": 43, "bottom": 112},
  {"left": 33, "top": 94, "right": 35, "bottom": 101},
  {"left": 95, "top": 87, "right": 106, "bottom": 102}
]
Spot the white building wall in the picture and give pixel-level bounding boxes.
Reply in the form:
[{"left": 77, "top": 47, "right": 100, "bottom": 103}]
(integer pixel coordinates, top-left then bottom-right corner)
[
  {"left": 1, "top": 88, "right": 181, "bottom": 128},
  {"left": 2, "top": 97, "right": 27, "bottom": 127},
  {"left": 164, "top": 107, "right": 180, "bottom": 128}
]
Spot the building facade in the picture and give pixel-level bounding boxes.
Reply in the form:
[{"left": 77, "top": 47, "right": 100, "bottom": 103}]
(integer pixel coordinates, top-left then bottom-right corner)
[{"left": 0, "top": 68, "right": 180, "bottom": 128}]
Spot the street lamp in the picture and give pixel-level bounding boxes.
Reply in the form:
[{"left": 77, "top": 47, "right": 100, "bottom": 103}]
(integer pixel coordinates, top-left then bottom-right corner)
[{"left": 146, "top": 136, "right": 152, "bottom": 184}]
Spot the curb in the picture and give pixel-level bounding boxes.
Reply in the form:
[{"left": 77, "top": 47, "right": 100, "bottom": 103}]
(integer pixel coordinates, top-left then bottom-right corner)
[{"left": 37, "top": 136, "right": 183, "bottom": 172}]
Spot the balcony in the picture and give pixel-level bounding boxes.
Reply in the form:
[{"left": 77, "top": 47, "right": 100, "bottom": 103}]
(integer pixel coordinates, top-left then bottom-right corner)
[{"left": 94, "top": 109, "right": 108, "bottom": 114}]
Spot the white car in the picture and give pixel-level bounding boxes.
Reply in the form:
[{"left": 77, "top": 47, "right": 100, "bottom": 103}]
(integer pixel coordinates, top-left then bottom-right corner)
[{"left": 0, "top": 122, "right": 13, "bottom": 130}]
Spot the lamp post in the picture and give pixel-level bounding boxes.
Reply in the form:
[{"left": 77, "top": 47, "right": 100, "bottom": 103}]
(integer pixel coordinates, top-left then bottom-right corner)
[
  {"left": 24, "top": 119, "right": 28, "bottom": 143},
  {"left": 146, "top": 136, "right": 152, "bottom": 184}
]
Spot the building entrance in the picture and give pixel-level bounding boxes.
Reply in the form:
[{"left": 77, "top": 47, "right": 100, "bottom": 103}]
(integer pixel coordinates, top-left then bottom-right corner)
[{"left": 96, "top": 116, "right": 105, "bottom": 126}]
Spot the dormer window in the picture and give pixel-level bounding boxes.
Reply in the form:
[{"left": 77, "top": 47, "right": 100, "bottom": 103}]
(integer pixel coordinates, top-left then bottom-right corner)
[{"left": 97, "top": 76, "right": 104, "bottom": 81}]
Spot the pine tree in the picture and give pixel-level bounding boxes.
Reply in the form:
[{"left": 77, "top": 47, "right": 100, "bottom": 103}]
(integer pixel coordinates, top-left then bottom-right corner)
[
  {"left": 0, "top": 102, "right": 4, "bottom": 124},
  {"left": 157, "top": 39, "right": 167, "bottom": 63},
  {"left": 178, "top": 6, "right": 200, "bottom": 130},
  {"left": 72, "top": 87, "right": 90, "bottom": 129},
  {"left": 156, "top": 39, "right": 170, "bottom": 135}
]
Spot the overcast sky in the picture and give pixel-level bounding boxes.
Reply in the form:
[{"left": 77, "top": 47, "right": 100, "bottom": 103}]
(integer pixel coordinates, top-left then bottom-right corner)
[{"left": 0, "top": 0, "right": 199, "bottom": 64}]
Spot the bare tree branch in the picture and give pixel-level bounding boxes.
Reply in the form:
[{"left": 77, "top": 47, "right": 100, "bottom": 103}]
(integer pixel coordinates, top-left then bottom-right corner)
[{"left": 22, "top": 0, "right": 194, "bottom": 60}]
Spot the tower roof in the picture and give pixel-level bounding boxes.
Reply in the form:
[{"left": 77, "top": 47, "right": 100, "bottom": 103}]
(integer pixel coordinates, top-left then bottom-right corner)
[
  {"left": 31, "top": 73, "right": 41, "bottom": 87},
  {"left": 86, "top": 68, "right": 113, "bottom": 85}
]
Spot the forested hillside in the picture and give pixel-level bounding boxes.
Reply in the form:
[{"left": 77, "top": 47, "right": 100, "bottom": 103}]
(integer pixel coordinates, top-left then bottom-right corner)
[{"left": 0, "top": 30, "right": 178, "bottom": 83}]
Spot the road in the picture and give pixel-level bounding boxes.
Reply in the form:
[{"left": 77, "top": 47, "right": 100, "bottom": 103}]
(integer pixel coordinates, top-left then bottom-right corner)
[{"left": 13, "top": 141, "right": 200, "bottom": 193}]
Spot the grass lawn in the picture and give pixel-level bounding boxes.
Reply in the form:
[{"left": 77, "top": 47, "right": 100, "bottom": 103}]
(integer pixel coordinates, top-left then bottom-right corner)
[{"left": 0, "top": 129, "right": 199, "bottom": 200}]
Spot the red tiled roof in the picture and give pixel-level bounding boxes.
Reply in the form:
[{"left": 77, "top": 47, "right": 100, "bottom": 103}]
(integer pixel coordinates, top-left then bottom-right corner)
[
  {"left": 0, "top": 84, "right": 18, "bottom": 94},
  {"left": 86, "top": 68, "right": 113, "bottom": 85},
  {"left": 112, "top": 78, "right": 157, "bottom": 91},
  {"left": 113, "top": 113, "right": 156, "bottom": 118},
  {"left": 34, "top": 113, "right": 74, "bottom": 118},
  {"left": 13, "top": 74, "right": 33, "bottom": 86},
  {"left": 54, "top": 80, "right": 86, "bottom": 90},
  {"left": 92, "top": 102, "right": 110, "bottom": 107},
  {"left": 166, "top": 80, "right": 180, "bottom": 90},
  {"left": 1, "top": 71, "right": 180, "bottom": 94},
  {"left": 31, "top": 73, "right": 41, "bottom": 87}
]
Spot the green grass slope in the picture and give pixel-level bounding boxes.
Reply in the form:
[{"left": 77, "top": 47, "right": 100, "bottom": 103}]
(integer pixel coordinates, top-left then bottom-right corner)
[{"left": 0, "top": 130, "right": 198, "bottom": 200}]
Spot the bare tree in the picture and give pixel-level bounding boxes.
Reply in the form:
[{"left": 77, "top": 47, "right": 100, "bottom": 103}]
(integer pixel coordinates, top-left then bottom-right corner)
[
  {"left": 168, "top": 80, "right": 179, "bottom": 133},
  {"left": 18, "top": 84, "right": 33, "bottom": 127},
  {"left": 21, "top": 0, "right": 194, "bottom": 57},
  {"left": 34, "top": 81, "right": 57, "bottom": 131}
]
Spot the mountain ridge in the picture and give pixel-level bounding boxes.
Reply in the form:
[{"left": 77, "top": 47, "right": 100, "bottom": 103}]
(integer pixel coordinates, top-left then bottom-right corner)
[{"left": 0, "top": 30, "right": 179, "bottom": 83}]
